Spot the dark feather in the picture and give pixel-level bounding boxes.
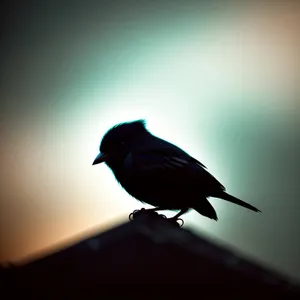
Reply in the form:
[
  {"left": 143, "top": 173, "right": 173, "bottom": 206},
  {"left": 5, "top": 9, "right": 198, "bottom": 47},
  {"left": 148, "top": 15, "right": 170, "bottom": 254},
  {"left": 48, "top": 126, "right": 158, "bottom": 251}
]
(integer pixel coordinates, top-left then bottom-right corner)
[{"left": 93, "top": 120, "right": 261, "bottom": 221}]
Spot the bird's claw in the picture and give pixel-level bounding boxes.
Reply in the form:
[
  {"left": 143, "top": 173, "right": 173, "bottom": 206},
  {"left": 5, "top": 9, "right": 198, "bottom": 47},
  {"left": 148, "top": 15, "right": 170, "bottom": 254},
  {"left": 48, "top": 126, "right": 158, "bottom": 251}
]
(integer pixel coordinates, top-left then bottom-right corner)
[
  {"left": 129, "top": 209, "right": 140, "bottom": 221},
  {"left": 129, "top": 208, "right": 157, "bottom": 221},
  {"left": 166, "top": 217, "right": 184, "bottom": 228},
  {"left": 176, "top": 218, "right": 184, "bottom": 227},
  {"left": 129, "top": 209, "right": 184, "bottom": 227},
  {"left": 129, "top": 208, "right": 165, "bottom": 221}
]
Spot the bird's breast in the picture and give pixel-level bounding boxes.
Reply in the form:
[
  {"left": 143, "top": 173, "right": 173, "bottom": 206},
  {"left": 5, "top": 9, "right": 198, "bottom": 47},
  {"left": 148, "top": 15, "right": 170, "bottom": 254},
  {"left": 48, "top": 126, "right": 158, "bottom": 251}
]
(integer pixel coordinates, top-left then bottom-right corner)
[{"left": 115, "top": 169, "right": 195, "bottom": 208}]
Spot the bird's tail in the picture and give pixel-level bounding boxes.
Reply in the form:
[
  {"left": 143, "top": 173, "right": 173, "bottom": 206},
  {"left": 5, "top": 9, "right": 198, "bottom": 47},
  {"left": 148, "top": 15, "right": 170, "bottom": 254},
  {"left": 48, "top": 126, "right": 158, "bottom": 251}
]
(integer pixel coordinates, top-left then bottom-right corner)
[
  {"left": 193, "top": 199, "right": 218, "bottom": 221},
  {"left": 218, "top": 192, "right": 261, "bottom": 213}
]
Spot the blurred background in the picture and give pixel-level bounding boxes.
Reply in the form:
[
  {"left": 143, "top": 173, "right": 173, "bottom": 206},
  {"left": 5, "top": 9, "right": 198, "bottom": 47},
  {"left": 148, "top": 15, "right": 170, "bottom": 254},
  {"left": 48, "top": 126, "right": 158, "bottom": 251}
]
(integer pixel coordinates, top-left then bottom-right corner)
[{"left": 0, "top": 0, "right": 299, "bottom": 281}]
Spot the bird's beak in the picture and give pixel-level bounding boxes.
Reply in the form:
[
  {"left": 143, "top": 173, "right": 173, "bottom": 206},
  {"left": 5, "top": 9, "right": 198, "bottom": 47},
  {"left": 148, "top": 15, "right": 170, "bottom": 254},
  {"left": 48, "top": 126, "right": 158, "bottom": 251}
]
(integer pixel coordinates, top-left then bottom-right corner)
[{"left": 92, "top": 152, "right": 109, "bottom": 165}]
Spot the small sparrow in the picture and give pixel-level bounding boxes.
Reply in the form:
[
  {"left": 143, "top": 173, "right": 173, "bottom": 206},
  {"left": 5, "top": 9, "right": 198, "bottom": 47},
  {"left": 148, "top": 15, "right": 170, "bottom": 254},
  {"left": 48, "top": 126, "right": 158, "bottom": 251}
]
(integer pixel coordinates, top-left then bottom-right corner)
[{"left": 92, "top": 120, "right": 260, "bottom": 221}]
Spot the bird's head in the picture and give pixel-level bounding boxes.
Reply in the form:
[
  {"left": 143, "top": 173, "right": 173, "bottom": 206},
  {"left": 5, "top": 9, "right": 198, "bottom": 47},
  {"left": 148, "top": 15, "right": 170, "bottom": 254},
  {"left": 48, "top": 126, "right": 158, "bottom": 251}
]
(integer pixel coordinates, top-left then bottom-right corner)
[{"left": 92, "top": 119, "right": 148, "bottom": 169}]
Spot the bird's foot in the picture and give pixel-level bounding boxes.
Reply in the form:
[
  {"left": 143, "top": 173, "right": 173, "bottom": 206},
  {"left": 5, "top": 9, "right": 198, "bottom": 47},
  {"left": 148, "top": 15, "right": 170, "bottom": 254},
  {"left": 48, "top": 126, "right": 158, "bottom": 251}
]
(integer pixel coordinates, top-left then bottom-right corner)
[
  {"left": 129, "top": 208, "right": 167, "bottom": 221},
  {"left": 129, "top": 209, "right": 184, "bottom": 227},
  {"left": 166, "top": 217, "right": 184, "bottom": 228}
]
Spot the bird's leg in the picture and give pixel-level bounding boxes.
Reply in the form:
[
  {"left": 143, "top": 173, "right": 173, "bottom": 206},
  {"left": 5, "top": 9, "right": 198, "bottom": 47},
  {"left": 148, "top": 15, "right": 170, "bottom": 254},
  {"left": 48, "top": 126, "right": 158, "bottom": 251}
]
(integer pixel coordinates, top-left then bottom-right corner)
[
  {"left": 166, "top": 208, "right": 189, "bottom": 227},
  {"left": 170, "top": 208, "right": 189, "bottom": 219},
  {"left": 168, "top": 209, "right": 188, "bottom": 226}
]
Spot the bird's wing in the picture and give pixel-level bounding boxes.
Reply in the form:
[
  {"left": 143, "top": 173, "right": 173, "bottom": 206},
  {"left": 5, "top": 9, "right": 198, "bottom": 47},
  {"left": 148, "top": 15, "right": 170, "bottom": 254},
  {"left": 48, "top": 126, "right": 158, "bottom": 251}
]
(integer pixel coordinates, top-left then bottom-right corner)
[
  {"left": 132, "top": 150, "right": 191, "bottom": 172},
  {"left": 124, "top": 145, "right": 225, "bottom": 192}
]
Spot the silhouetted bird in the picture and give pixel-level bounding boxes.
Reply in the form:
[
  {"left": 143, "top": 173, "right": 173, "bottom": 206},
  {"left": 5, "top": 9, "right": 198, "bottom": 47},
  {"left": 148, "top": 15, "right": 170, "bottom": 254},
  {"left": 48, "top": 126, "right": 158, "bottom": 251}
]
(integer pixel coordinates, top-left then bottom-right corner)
[{"left": 92, "top": 120, "right": 261, "bottom": 221}]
